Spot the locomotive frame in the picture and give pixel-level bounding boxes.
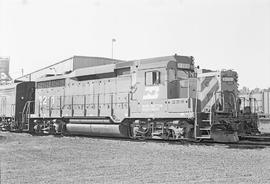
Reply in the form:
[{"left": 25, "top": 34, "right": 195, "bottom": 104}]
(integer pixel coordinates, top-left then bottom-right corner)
[{"left": 0, "top": 55, "right": 259, "bottom": 142}]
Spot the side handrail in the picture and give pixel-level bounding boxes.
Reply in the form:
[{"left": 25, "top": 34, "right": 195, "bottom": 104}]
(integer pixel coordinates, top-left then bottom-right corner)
[
  {"left": 21, "top": 101, "right": 34, "bottom": 129},
  {"left": 194, "top": 78, "right": 198, "bottom": 139}
]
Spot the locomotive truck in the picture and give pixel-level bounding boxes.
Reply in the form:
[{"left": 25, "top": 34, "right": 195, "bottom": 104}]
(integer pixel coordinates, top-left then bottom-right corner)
[{"left": 0, "top": 55, "right": 259, "bottom": 142}]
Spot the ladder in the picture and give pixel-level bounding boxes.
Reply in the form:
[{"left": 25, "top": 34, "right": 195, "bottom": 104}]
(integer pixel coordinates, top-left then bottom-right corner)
[
  {"left": 194, "top": 91, "right": 214, "bottom": 140},
  {"left": 197, "top": 111, "right": 212, "bottom": 139},
  {"left": 21, "top": 101, "right": 33, "bottom": 131}
]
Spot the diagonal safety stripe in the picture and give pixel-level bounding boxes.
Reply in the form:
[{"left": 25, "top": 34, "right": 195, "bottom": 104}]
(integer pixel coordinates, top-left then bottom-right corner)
[
  {"left": 200, "top": 79, "right": 219, "bottom": 111},
  {"left": 200, "top": 76, "right": 213, "bottom": 92},
  {"left": 199, "top": 76, "right": 216, "bottom": 97}
]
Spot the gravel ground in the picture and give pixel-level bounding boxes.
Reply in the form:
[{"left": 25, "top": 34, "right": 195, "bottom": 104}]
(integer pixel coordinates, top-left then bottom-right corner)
[{"left": 1, "top": 132, "right": 270, "bottom": 184}]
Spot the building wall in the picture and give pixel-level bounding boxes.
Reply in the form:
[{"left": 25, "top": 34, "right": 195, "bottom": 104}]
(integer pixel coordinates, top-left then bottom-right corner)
[{"left": 73, "top": 56, "right": 122, "bottom": 70}]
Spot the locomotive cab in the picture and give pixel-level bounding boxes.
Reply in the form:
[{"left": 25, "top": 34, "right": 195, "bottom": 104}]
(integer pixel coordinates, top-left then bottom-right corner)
[
  {"left": 130, "top": 55, "right": 196, "bottom": 119},
  {"left": 129, "top": 55, "right": 198, "bottom": 139}
]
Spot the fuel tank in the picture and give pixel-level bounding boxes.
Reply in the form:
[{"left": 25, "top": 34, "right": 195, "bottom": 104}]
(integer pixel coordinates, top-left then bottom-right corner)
[{"left": 66, "top": 123, "right": 128, "bottom": 138}]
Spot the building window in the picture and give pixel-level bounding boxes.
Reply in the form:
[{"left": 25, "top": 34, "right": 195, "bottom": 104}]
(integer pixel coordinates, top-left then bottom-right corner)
[
  {"left": 145, "top": 71, "right": 161, "bottom": 86},
  {"left": 37, "top": 79, "right": 65, "bottom": 89}
]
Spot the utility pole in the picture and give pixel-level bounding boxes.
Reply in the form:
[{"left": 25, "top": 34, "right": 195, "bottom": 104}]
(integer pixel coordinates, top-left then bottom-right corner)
[{"left": 111, "top": 38, "right": 116, "bottom": 59}]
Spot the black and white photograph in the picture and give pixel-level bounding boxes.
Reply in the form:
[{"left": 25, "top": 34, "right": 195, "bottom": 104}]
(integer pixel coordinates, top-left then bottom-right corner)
[{"left": 0, "top": 0, "right": 270, "bottom": 183}]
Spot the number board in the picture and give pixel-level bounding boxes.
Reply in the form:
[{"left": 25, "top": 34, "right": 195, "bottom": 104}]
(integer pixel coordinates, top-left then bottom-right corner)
[
  {"left": 177, "top": 63, "right": 191, "bottom": 69},
  {"left": 222, "top": 77, "right": 234, "bottom": 82}
]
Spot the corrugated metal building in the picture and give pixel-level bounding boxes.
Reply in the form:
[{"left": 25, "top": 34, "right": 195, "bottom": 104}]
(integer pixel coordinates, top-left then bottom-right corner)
[{"left": 15, "top": 56, "right": 125, "bottom": 82}]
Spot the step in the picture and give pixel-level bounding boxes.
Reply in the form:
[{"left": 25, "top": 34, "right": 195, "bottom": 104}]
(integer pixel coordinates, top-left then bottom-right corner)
[
  {"left": 199, "top": 127, "right": 211, "bottom": 131},
  {"left": 196, "top": 135, "right": 211, "bottom": 139}
]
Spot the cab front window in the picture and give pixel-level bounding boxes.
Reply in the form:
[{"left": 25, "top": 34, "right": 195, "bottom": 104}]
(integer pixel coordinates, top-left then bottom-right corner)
[{"left": 177, "top": 70, "right": 189, "bottom": 79}]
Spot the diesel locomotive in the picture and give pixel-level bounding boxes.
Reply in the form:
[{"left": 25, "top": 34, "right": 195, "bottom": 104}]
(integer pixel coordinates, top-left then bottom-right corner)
[{"left": 0, "top": 55, "right": 259, "bottom": 142}]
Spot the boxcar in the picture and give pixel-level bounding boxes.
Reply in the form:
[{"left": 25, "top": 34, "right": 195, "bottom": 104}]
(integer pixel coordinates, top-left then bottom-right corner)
[{"left": 0, "top": 82, "right": 35, "bottom": 130}]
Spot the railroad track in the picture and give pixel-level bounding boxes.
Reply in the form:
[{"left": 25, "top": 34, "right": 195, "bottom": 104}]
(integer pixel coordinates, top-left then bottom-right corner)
[
  {"left": 2, "top": 130, "right": 270, "bottom": 148},
  {"left": 133, "top": 135, "right": 270, "bottom": 148}
]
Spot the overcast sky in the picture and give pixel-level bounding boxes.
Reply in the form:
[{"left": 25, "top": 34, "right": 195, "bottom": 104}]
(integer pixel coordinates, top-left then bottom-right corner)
[{"left": 0, "top": 0, "right": 269, "bottom": 89}]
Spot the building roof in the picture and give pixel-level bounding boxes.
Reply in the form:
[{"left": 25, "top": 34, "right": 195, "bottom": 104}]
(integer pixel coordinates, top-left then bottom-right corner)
[{"left": 15, "top": 56, "right": 125, "bottom": 82}]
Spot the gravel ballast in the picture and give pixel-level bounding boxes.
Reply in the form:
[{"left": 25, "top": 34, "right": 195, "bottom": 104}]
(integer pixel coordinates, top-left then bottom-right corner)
[{"left": 1, "top": 132, "right": 270, "bottom": 184}]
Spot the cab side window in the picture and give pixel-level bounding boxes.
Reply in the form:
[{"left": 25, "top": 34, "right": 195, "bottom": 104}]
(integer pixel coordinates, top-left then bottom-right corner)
[{"left": 145, "top": 71, "right": 160, "bottom": 85}]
